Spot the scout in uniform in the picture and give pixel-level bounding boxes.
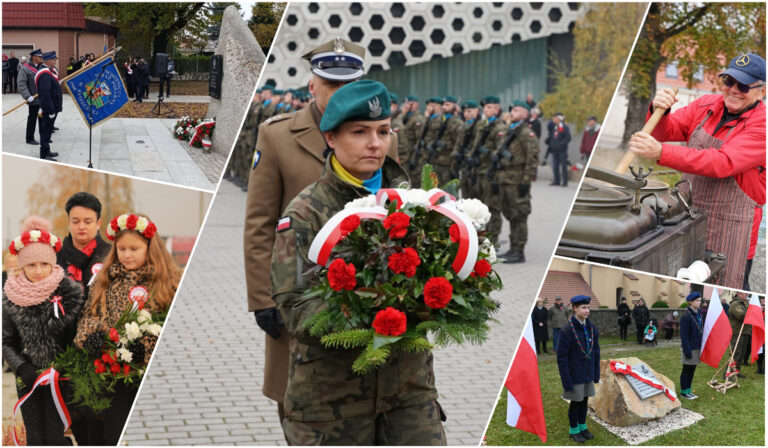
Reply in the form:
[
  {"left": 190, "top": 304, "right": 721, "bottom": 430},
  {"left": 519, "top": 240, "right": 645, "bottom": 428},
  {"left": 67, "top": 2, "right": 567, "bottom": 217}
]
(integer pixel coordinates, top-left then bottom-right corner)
[
  {"left": 495, "top": 100, "right": 539, "bottom": 263},
  {"left": 243, "top": 38, "right": 398, "bottom": 428},
  {"left": 679, "top": 292, "right": 703, "bottom": 399},
  {"left": 557, "top": 295, "right": 600, "bottom": 444},
  {"left": 271, "top": 80, "right": 445, "bottom": 445}
]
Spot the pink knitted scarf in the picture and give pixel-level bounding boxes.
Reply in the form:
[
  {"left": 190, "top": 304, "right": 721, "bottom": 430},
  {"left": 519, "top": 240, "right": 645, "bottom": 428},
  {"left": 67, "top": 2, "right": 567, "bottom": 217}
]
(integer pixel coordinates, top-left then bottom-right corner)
[{"left": 3, "top": 265, "right": 65, "bottom": 307}]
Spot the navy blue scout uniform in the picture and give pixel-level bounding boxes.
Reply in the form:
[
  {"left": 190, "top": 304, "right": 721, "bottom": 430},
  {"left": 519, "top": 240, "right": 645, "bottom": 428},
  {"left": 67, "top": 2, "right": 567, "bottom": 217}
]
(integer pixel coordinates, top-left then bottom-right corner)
[
  {"left": 36, "top": 51, "right": 62, "bottom": 160},
  {"left": 679, "top": 292, "right": 703, "bottom": 399},
  {"left": 557, "top": 295, "right": 600, "bottom": 443}
]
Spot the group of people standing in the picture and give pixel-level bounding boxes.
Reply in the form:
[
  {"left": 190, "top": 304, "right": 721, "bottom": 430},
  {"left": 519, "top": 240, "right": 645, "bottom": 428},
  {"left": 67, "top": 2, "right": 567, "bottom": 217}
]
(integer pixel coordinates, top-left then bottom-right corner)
[
  {"left": 123, "top": 57, "right": 151, "bottom": 103},
  {"left": 2, "top": 192, "right": 180, "bottom": 445},
  {"left": 531, "top": 296, "right": 571, "bottom": 354},
  {"left": 2, "top": 51, "right": 20, "bottom": 94},
  {"left": 16, "top": 48, "right": 63, "bottom": 161}
]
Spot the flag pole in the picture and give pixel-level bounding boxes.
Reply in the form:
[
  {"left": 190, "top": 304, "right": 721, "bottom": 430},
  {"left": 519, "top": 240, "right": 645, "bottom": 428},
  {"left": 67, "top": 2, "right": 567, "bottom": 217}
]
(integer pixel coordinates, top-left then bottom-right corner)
[
  {"left": 3, "top": 46, "right": 122, "bottom": 116},
  {"left": 708, "top": 322, "right": 745, "bottom": 394}
]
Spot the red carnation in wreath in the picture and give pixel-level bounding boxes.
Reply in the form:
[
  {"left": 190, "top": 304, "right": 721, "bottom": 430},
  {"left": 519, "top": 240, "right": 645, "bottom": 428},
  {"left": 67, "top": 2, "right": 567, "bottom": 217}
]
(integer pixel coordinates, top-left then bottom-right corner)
[
  {"left": 382, "top": 212, "right": 411, "bottom": 239},
  {"left": 340, "top": 215, "right": 361, "bottom": 238},
  {"left": 20, "top": 232, "right": 31, "bottom": 245},
  {"left": 372, "top": 307, "right": 407, "bottom": 336},
  {"left": 327, "top": 258, "right": 357, "bottom": 291},
  {"left": 387, "top": 247, "right": 421, "bottom": 278},
  {"left": 471, "top": 259, "right": 492, "bottom": 278},
  {"left": 424, "top": 277, "right": 453, "bottom": 309}
]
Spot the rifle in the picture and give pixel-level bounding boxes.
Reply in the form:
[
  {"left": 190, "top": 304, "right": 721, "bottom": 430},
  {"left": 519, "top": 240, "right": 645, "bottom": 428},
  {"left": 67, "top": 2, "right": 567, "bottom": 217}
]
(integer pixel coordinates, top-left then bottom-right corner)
[
  {"left": 408, "top": 116, "right": 432, "bottom": 172},
  {"left": 467, "top": 120, "right": 495, "bottom": 185},
  {"left": 486, "top": 126, "right": 518, "bottom": 194},
  {"left": 426, "top": 116, "right": 450, "bottom": 162},
  {"left": 452, "top": 119, "right": 477, "bottom": 180}
]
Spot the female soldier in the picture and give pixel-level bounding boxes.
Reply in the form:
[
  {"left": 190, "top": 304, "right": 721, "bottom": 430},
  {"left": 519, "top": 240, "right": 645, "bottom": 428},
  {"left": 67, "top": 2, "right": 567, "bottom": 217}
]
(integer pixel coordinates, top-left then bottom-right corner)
[
  {"left": 557, "top": 295, "right": 600, "bottom": 444},
  {"left": 270, "top": 80, "right": 445, "bottom": 445},
  {"left": 679, "top": 292, "right": 703, "bottom": 399}
]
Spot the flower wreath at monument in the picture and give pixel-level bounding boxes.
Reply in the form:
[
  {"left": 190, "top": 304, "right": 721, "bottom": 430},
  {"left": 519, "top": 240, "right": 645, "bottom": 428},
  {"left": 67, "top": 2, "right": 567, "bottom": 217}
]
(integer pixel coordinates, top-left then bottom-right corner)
[
  {"left": 172, "top": 116, "right": 215, "bottom": 149},
  {"left": 301, "top": 166, "right": 503, "bottom": 374}
]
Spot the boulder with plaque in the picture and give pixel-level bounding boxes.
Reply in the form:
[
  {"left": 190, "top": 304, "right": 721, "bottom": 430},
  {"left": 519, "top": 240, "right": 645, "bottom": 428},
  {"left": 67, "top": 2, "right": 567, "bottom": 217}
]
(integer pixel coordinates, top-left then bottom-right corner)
[{"left": 589, "top": 357, "right": 681, "bottom": 426}]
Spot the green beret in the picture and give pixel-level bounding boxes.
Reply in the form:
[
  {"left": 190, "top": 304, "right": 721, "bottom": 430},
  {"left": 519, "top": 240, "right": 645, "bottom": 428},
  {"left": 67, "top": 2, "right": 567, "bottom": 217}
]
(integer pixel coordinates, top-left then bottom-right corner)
[
  {"left": 406, "top": 94, "right": 418, "bottom": 102},
  {"left": 444, "top": 95, "right": 458, "bottom": 104},
  {"left": 256, "top": 88, "right": 262, "bottom": 93},
  {"left": 390, "top": 92, "right": 399, "bottom": 104},
  {"left": 483, "top": 95, "right": 501, "bottom": 105},
  {"left": 262, "top": 84, "right": 274, "bottom": 92},
  {"left": 274, "top": 89, "right": 285, "bottom": 95},
  {"left": 462, "top": 100, "right": 479, "bottom": 109},
  {"left": 512, "top": 100, "right": 530, "bottom": 111},
  {"left": 320, "top": 80, "right": 391, "bottom": 132},
  {"left": 428, "top": 97, "right": 443, "bottom": 104}
]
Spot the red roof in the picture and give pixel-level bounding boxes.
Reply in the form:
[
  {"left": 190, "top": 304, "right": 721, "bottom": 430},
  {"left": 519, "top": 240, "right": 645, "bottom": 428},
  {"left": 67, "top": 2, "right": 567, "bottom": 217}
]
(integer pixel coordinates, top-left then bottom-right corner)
[
  {"left": 3, "top": 3, "right": 86, "bottom": 29},
  {"left": 539, "top": 270, "right": 600, "bottom": 308}
]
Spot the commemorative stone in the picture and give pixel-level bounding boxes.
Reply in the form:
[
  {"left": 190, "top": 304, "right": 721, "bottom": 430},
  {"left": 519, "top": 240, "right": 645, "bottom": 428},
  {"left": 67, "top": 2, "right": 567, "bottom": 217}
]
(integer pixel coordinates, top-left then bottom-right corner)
[
  {"left": 589, "top": 357, "right": 681, "bottom": 427},
  {"left": 205, "top": 5, "right": 265, "bottom": 155}
]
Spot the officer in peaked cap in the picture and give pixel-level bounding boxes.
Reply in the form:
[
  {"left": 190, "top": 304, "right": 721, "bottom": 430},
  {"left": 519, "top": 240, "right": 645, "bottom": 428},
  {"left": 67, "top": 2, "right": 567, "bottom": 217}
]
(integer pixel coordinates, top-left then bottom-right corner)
[
  {"left": 18, "top": 48, "right": 44, "bottom": 145},
  {"left": 242, "top": 38, "right": 398, "bottom": 434},
  {"left": 36, "top": 51, "right": 62, "bottom": 160}
]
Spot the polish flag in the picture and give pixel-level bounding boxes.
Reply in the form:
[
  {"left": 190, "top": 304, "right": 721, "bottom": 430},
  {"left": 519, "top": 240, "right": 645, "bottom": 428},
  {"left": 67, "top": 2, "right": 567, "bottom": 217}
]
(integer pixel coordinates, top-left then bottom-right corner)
[
  {"left": 700, "top": 288, "right": 733, "bottom": 368},
  {"left": 505, "top": 319, "right": 547, "bottom": 443},
  {"left": 744, "top": 294, "right": 765, "bottom": 363}
]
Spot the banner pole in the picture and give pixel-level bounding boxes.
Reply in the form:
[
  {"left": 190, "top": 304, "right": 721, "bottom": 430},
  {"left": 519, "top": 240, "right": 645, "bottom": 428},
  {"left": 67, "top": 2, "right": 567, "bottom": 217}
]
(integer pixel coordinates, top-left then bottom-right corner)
[{"left": 3, "top": 47, "right": 122, "bottom": 116}]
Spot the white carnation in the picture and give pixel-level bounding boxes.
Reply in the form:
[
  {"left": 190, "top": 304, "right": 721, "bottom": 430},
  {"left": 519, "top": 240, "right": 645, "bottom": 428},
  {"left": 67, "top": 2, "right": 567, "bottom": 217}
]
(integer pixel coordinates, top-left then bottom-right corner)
[
  {"left": 135, "top": 217, "right": 149, "bottom": 232},
  {"left": 49, "top": 234, "right": 58, "bottom": 244},
  {"left": 116, "top": 214, "right": 128, "bottom": 228},
  {"left": 400, "top": 188, "right": 432, "bottom": 207},
  {"left": 124, "top": 322, "right": 141, "bottom": 341},
  {"left": 137, "top": 309, "right": 152, "bottom": 324},
  {"left": 29, "top": 230, "right": 41, "bottom": 240},
  {"left": 480, "top": 238, "right": 497, "bottom": 263},
  {"left": 117, "top": 348, "right": 133, "bottom": 363},
  {"left": 13, "top": 237, "right": 23, "bottom": 250},
  {"left": 147, "top": 323, "right": 162, "bottom": 336},
  {"left": 119, "top": 337, "right": 128, "bottom": 345},
  {"left": 457, "top": 198, "right": 491, "bottom": 230},
  {"left": 344, "top": 195, "right": 377, "bottom": 209}
]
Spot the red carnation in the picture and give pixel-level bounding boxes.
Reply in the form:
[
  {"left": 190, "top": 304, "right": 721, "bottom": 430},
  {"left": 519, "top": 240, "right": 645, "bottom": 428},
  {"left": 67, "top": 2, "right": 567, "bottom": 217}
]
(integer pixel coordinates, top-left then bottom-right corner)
[
  {"left": 372, "top": 307, "right": 407, "bottom": 336},
  {"left": 423, "top": 277, "right": 453, "bottom": 309},
  {"left": 9, "top": 242, "right": 17, "bottom": 256},
  {"left": 340, "top": 215, "right": 361, "bottom": 238},
  {"left": 109, "top": 328, "right": 120, "bottom": 343},
  {"left": 94, "top": 359, "right": 106, "bottom": 374},
  {"left": 123, "top": 364, "right": 131, "bottom": 376},
  {"left": 110, "top": 363, "right": 121, "bottom": 375},
  {"left": 382, "top": 212, "right": 411, "bottom": 239},
  {"left": 39, "top": 232, "right": 50, "bottom": 244},
  {"left": 143, "top": 222, "right": 157, "bottom": 239},
  {"left": 110, "top": 217, "right": 119, "bottom": 231},
  {"left": 20, "top": 232, "right": 31, "bottom": 245},
  {"left": 126, "top": 214, "right": 138, "bottom": 230},
  {"left": 387, "top": 247, "right": 421, "bottom": 278},
  {"left": 471, "top": 259, "right": 492, "bottom": 278},
  {"left": 54, "top": 240, "right": 62, "bottom": 252},
  {"left": 449, "top": 224, "right": 460, "bottom": 243},
  {"left": 327, "top": 259, "right": 357, "bottom": 291}
]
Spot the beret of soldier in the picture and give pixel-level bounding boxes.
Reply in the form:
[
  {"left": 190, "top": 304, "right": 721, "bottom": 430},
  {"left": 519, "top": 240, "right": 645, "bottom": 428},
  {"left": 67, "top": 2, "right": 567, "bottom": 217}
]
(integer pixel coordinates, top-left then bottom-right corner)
[
  {"left": 721, "top": 53, "right": 766, "bottom": 84},
  {"left": 262, "top": 84, "right": 274, "bottom": 92},
  {"left": 319, "top": 80, "right": 391, "bottom": 132},
  {"left": 406, "top": 94, "right": 418, "bottom": 102},
  {"left": 256, "top": 88, "right": 262, "bottom": 93},
  {"left": 444, "top": 95, "right": 458, "bottom": 103},
  {"left": 390, "top": 92, "right": 399, "bottom": 104},
  {"left": 274, "top": 89, "right": 284, "bottom": 95},
  {"left": 570, "top": 295, "right": 591, "bottom": 305},
  {"left": 512, "top": 99, "right": 530, "bottom": 111},
  {"left": 685, "top": 292, "right": 702, "bottom": 302},
  {"left": 30, "top": 49, "right": 43, "bottom": 57},
  {"left": 303, "top": 37, "right": 365, "bottom": 82},
  {"left": 43, "top": 51, "right": 57, "bottom": 61},
  {"left": 427, "top": 97, "right": 444, "bottom": 104},
  {"left": 463, "top": 100, "right": 479, "bottom": 109},
  {"left": 483, "top": 95, "right": 501, "bottom": 105}
]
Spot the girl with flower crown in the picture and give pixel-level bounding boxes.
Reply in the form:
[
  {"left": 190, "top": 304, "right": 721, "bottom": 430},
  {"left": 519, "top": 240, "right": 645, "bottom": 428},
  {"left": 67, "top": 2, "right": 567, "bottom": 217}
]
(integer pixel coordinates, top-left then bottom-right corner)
[
  {"left": 73, "top": 213, "right": 180, "bottom": 444},
  {"left": 2, "top": 216, "right": 85, "bottom": 445}
]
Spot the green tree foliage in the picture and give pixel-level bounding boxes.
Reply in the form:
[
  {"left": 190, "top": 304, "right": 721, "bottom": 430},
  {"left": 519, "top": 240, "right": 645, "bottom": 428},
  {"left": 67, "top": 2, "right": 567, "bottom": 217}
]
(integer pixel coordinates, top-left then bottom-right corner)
[
  {"left": 538, "top": 3, "right": 647, "bottom": 129},
  {"left": 622, "top": 2, "right": 765, "bottom": 144},
  {"left": 249, "top": 3, "right": 287, "bottom": 54}
]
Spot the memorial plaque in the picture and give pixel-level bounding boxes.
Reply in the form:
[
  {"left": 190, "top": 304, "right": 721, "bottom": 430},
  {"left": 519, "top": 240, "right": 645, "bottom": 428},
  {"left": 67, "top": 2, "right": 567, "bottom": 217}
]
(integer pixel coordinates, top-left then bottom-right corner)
[
  {"left": 209, "top": 55, "right": 223, "bottom": 99},
  {"left": 624, "top": 363, "right": 664, "bottom": 400}
]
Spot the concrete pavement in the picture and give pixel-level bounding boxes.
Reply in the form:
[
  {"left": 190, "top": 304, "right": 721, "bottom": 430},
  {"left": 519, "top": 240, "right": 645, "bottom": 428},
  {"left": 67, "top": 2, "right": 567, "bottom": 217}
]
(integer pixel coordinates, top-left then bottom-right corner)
[
  {"left": 2, "top": 94, "right": 224, "bottom": 191},
  {"left": 121, "top": 176, "right": 579, "bottom": 445}
]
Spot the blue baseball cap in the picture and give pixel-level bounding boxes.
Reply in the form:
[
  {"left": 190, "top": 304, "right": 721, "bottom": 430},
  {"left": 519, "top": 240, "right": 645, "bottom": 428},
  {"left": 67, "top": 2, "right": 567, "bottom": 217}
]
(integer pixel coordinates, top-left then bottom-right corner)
[{"left": 720, "top": 53, "right": 766, "bottom": 85}]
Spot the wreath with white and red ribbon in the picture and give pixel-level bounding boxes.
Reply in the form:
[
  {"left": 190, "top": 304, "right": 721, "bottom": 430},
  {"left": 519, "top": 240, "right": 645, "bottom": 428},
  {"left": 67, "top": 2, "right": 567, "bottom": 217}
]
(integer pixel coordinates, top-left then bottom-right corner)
[
  {"left": 106, "top": 214, "right": 157, "bottom": 241},
  {"left": 8, "top": 229, "right": 62, "bottom": 255},
  {"left": 610, "top": 360, "right": 677, "bottom": 402}
]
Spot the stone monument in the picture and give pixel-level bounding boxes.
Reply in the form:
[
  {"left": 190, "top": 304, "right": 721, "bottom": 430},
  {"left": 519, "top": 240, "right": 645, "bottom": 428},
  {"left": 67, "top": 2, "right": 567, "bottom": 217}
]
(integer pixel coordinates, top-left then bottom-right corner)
[
  {"left": 589, "top": 357, "right": 681, "bottom": 426},
  {"left": 206, "top": 5, "right": 265, "bottom": 156}
]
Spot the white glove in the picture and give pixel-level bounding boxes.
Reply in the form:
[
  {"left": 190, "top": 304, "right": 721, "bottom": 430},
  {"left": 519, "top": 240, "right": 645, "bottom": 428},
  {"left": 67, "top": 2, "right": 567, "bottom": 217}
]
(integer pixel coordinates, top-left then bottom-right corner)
[
  {"left": 27, "top": 96, "right": 35, "bottom": 103},
  {"left": 49, "top": 114, "right": 56, "bottom": 119}
]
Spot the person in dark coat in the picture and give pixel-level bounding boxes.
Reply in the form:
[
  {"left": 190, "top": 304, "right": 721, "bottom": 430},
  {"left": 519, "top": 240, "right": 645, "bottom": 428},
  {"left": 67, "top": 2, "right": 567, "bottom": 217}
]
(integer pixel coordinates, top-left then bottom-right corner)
[
  {"left": 124, "top": 57, "right": 135, "bottom": 98},
  {"left": 526, "top": 107, "right": 542, "bottom": 140},
  {"left": 8, "top": 51, "right": 19, "bottom": 92},
  {"left": 141, "top": 58, "right": 150, "bottom": 99},
  {"left": 546, "top": 113, "right": 571, "bottom": 186},
  {"left": 36, "top": 51, "right": 62, "bottom": 161},
  {"left": 679, "top": 292, "right": 703, "bottom": 399},
  {"left": 557, "top": 295, "right": 600, "bottom": 444},
  {"left": 18, "top": 49, "right": 43, "bottom": 145},
  {"left": 617, "top": 297, "right": 631, "bottom": 341},
  {"left": 632, "top": 298, "right": 650, "bottom": 344},
  {"left": 531, "top": 298, "right": 549, "bottom": 354},
  {"left": 579, "top": 116, "right": 600, "bottom": 161}
]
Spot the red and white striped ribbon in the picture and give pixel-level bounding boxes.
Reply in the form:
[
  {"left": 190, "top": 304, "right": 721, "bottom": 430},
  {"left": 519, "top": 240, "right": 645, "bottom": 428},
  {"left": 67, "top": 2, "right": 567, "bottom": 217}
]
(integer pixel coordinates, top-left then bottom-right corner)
[
  {"left": 308, "top": 207, "right": 389, "bottom": 267},
  {"left": 190, "top": 121, "right": 215, "bottom": 147},
  {"left": 610, "top": 360, "right": 677, "bottom": 402},
  {"left": 13, "top": 368, "right": 71, "bottom": 445},
  {"left": 50, "top": 295, "right": 65, "bottom": 319}
]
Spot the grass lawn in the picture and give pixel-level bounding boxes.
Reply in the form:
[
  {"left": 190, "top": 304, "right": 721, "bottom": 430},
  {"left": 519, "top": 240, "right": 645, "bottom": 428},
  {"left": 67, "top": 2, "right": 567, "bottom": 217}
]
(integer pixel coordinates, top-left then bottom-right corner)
[{"left": 484, "top": 339, "right": 764, "bottom": 446}]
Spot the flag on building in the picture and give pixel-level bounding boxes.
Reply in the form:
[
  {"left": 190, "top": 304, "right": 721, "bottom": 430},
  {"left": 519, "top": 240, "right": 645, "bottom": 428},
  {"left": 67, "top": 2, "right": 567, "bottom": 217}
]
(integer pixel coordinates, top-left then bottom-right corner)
[
  {"left": 64, "top": 56, "right": 128, "bottom": 128},
  {"left": 744, "top": 294, "right": 765, "bottom": 363},
  {"left": 505, "top": 319, "right": 547, "bottom": 443},
  {"left": 700, "top": 288, "right": 733, "bottom": 368}
]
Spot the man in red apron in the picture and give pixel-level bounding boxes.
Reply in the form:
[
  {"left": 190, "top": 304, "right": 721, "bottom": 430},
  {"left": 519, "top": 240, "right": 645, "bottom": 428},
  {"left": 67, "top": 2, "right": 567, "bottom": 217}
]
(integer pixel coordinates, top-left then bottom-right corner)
[{"left": 628, "top": 53, "right": 765, "bottom": 290}]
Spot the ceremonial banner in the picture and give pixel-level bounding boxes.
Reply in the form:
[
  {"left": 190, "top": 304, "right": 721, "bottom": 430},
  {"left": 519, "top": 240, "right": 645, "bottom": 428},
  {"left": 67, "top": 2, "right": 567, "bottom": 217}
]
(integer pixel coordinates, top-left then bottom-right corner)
[
  {"left": 505, "top": 319, "right": 547, "bottom": 443},
  {"left": 700, "top": 289, "right": 732, "bottom": 368},
  {"left": 64, "top": 57, "right": 129, "bottom": 128}
]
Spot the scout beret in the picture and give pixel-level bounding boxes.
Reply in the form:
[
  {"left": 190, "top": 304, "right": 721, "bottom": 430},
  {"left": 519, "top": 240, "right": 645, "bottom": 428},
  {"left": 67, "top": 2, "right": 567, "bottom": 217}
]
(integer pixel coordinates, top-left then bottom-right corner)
[
  {"left": 30, "top": 49, "right": 43, "bottom": 57},
  {"left": 319, "top": 80, "right": 391, "bottom": 132},
  {"left": 43, "top": 51, "right": 57, "bottom": 61},
  {"left": 483, "top": 95, "right": 501, "bottom": 105},
  {"left": 570, "top": 295, "right": 591, "bottom": 305},
  {"left": 721, "top": 53, "right": 766, "bottom": 84},
  {"left": 512, "top": 100, "right": 530, "bottom": 111},
  {"left": 685, "top": 292, "right": 702, "bottom": 302},
  {"left": 303, "top": 37, "right": 365, "bottom": 82},
  {"left": 390, "top": 92, "right": 399, "bottom": 104},
  {"left": 462, "top": 100, "right": 479, "bottom": 109},
  {"left": 444, "top": 95, "right": 458, "bottom": 103},
  {"left": 406, "top": 94, "right": 418, "bottom": 102}
]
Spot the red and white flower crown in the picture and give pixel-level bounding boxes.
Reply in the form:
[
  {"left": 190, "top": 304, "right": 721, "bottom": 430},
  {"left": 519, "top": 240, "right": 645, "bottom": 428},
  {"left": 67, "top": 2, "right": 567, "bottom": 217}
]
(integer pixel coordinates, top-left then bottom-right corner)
[
  {"left": 107, "top": 214, "right": 157, "bottom": 241},
  {"left": 8, "top": 230, "right": 62, "bottom": 255}
]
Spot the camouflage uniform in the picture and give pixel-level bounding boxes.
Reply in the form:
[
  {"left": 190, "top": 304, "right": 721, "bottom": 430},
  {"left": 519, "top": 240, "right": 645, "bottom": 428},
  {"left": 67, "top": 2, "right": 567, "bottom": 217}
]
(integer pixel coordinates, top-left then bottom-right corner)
[
  {"left": 427, "top": 115, "right": 463, "bottom": 184},
  {"left": 495, "top": 123, "right": 540, "bottom": 255},
  {"left": 271, "top": 157, "right": 446, "bottom": 445},
  {"left": 451, "top": 118, "right": 479, "bottom": 198},
  {"left": 728, "top": 297, "right": 751, "bottom": 372},
  {"left": 471, "top": 118, "right": 507, "bottom": 244},
  {"left": 404, "top": 112, "right": 431, "bottom": 181},
  {"left": 228, "top": 99, "right": 279, "bottom": 186}
]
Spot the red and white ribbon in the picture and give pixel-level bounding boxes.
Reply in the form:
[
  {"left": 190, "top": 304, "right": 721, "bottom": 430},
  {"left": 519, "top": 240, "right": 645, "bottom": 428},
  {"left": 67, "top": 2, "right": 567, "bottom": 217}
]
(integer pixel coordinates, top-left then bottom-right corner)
[
  {"left": 13, "top": 368, "right": 71, "bottom": 445},
  {"left": 190, "top": 120, "right": 215, "bottom": 147},
  {"left": 50, "top": 295, "right": 65, "bottom": 319},
  {"left": 308, "top": 188, "right": 479, "bottom": 280},
  {"left": 88, "top": 262, "right": 104, "bottom": 287},
  {"left": 129, "top": 285, "right": 149, "bottom": 312},
  {"left": 610, "top": 360, "right": 677, "bottom": 402}
]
